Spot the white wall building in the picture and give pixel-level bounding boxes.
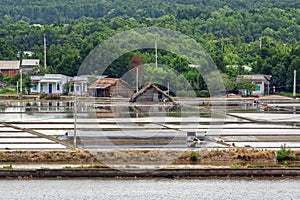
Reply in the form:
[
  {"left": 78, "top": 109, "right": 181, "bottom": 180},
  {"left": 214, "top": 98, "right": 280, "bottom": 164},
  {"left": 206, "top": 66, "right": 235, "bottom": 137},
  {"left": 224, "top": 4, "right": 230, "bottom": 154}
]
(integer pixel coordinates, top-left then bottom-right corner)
[
  {"left": 237, "top": 74, "right": 272, "bottom": 96},
  {"left": 31, "top": 74, "right": 72, "bottom": 94},
  {"left": 71, "top": 76, "right": 89, "bottom": 96}
]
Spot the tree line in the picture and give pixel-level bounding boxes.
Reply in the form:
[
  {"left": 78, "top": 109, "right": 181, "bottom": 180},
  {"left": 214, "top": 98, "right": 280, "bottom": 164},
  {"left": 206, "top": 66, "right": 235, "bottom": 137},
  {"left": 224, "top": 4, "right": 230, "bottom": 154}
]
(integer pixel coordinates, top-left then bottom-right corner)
[
  {"left": 1, "top": 0, "right": 300, "bottom": 24},
  {"left": 0, "top": 2, "right": 300, "bottom": 95}
]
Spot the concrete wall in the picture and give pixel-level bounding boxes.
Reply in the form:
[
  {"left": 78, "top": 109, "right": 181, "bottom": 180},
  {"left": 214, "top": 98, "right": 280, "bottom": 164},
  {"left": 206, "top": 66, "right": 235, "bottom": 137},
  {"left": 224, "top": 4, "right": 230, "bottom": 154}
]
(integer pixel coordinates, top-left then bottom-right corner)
[{"left": 1, "top": 168, "right": 300, "bottom": 178}]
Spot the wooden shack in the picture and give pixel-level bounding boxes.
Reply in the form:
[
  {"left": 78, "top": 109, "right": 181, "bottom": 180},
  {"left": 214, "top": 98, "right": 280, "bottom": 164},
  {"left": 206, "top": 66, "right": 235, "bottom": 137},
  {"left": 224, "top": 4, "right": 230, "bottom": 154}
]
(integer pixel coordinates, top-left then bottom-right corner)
[
  {"left": 130, "top": 83, "right": 173, "bottom": 102},
  {"left": 89, "top": 78, "right": 133, "bottom": 97}
]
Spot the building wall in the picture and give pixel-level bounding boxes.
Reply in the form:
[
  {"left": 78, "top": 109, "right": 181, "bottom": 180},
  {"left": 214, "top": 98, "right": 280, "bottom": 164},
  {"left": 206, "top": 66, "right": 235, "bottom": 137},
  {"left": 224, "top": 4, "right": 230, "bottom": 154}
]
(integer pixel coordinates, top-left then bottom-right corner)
[
  {"left": 135, "top": 88, "right": 166, "bottom": 102},
  {"left": 31, "top": 82, "right": 64, "bottom": 94},
  {"left": 113, "top": 81, "right": 133, "bottom": 97},
  {"left": 73, "top": 82, "right": 88, "bottom": 96},
  {"left": 0, "top": 69, "right": 18, "bottom": 77},
  {"left": 95, "top": 88, "right": 110, "bottom": 97},
  {"left": 252, "top": 81, "right": 265, "bottom": 95}
]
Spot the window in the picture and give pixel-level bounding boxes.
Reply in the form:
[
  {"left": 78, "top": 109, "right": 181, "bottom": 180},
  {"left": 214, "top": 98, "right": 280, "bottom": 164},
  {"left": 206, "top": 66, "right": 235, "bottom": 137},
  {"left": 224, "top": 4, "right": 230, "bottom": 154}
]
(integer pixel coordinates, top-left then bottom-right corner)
[
  {"left": 76, "top": 86, "right": 80, "bottom": 91},
  {"left": 57, "top": 83, "right": 60, "bottom": 91},
  {"left": 256, "top": 85, "right": 261, "bottom": 91},
  {"left": 32, "top": 84, "right": 37, "bottom": 90}
]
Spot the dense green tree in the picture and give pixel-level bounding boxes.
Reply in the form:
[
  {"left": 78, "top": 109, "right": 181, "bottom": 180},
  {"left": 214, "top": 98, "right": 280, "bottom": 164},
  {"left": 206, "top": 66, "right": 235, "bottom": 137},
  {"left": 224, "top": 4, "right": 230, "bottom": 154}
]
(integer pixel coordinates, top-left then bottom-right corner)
[{"left": 0, "top": 39, "right": 16, "bottom": 59}]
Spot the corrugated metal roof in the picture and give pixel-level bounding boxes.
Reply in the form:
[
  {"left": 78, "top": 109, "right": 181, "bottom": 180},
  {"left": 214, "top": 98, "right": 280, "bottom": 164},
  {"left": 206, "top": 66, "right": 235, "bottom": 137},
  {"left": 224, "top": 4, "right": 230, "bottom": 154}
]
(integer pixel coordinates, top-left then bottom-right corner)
[
  {"left": 0, "top": 61, "right": 20, "bottom": 70},
  {"left": 21, "top": 59, "right": 40, "bottom": 66},
  {"left": 237, "top": 75, "right": 271, "bottom": 83}
]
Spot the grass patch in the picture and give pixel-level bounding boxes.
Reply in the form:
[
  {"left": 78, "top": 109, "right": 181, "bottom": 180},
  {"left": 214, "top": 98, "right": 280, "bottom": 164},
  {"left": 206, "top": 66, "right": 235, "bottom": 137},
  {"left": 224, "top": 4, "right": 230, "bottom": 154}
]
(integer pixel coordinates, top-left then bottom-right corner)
[
  {"left": 276, "top": 144, "right": 292, "bottom": 162},
  {"left": 279, "top": 92, "right": 300, "bottom": 98},
  {"left": 189, "top": 151, "right": 199, "bottom": 162},
  {"left": 231, "top": 162, "right": 239, "bottom": 169},
  {"left": 2, "top": 165, "right": 12, "bottom": 169}
]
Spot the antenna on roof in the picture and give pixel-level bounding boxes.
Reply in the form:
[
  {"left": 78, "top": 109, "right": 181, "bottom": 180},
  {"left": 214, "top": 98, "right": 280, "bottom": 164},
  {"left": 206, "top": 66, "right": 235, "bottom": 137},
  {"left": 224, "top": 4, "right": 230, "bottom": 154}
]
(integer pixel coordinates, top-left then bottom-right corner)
[{"left": 44, "top": 34, "right": 47, "bottom": 70}]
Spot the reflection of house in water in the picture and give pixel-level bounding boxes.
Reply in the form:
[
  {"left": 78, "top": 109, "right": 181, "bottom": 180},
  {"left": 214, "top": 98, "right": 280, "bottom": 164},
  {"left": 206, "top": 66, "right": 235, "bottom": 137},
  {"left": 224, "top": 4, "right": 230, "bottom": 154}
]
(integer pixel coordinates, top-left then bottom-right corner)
[
  {"left": 130, "top": 105, "right": 175, "bottom": 118},
  {"left": 94, "top": 105, "right": 175, "bottom": 118},
  {"left": 89, "top": 78, "right": 133, "bottom": 97},
  {"left": 130, "top": 83, "right": 173, "bottom": 102},
  {"left": 26, "top": 101, "right": 70, "bottom": 112},
  {"left": 95, "top": 105, "right": 130, "bottom": 118}
]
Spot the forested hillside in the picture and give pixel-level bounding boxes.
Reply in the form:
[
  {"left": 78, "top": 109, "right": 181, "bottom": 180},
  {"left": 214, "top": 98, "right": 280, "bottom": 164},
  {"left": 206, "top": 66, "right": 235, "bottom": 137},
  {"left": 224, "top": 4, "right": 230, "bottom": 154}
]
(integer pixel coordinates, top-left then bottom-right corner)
[
  {"left": 0, "top": 0, "right": 299, "bottom": 94},
  {"left": 1, "top": 0, "right": 300, "bottom": 24}
]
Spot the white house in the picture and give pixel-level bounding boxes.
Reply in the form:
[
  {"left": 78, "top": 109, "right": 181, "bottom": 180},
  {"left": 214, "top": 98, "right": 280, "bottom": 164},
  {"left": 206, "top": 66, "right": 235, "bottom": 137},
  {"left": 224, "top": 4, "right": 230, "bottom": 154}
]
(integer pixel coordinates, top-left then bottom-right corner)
[
  {"left": 237, "top": 74, "right": 272, "bottom": 96},
  {"left": 71, "top": 76, "right": 89, "bottom": 96},
  {"left": 31, "top": 74, "right": 72, "bottom": 94}
]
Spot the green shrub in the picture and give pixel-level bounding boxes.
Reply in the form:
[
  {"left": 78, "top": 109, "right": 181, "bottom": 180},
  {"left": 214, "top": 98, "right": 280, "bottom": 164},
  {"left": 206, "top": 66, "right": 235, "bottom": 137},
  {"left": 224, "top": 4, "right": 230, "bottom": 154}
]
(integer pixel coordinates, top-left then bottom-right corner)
[
  {"left": 282, "top": 161, "right": 289, "bottom": 167},
  {"left": 0, "top": 87, "right": 15, "bottom": 94},
  {"left": 197, "top": 90, "right": 210, "bottom": 97},
  {"left": 190, "top": 151, "right": 199, "bottom": 162},
  {"left": 45, "top": 94, "right": 51, "bottom": 100},
  {"left": 231, "top": 162, "right": 239, "bottom": 169},
  {"left": 276, "top": 144, "right": 292, "bottom": 162}
]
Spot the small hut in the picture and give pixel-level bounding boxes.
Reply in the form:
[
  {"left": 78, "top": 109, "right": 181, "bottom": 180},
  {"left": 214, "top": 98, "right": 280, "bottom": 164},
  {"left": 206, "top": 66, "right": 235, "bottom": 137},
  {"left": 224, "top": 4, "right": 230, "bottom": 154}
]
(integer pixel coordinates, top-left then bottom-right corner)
[
  {"left": 89, "top": 78, "right": 133, "bottom": 97},
  {"left": 130, "top": 83, "right": 173, "bottom": 102}
]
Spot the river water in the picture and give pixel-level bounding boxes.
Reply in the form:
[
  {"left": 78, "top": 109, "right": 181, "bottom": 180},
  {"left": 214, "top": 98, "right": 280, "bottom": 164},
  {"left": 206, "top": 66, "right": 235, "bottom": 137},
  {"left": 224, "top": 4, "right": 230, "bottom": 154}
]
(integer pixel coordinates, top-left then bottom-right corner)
[{"left": 1, "top": 178, "right": 299, "bottom": 200}]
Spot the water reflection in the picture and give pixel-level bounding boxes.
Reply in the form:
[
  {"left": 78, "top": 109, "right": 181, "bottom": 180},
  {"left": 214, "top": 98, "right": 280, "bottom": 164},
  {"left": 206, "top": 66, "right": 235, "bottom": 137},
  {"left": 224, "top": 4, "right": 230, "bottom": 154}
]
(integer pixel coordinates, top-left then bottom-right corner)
[
  {"left": 0, "top": 101, "right": 75, "bottom": 120},
  {"left": 93, "top": 104, "right": 213, "bottom": 118}
]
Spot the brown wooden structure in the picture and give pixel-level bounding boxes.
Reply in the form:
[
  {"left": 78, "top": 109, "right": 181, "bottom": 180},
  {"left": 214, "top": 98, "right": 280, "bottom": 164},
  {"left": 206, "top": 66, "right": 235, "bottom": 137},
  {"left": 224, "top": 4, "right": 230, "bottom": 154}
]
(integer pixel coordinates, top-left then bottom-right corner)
[
  {"left": 89, "top": 78, "right": 133, "bottom": 97},
  {"left": 130, "top": 83, "right": 173, "bottom": 102},
  {"left": 0, "top": 61, "right": 20, "bottom": 77}
]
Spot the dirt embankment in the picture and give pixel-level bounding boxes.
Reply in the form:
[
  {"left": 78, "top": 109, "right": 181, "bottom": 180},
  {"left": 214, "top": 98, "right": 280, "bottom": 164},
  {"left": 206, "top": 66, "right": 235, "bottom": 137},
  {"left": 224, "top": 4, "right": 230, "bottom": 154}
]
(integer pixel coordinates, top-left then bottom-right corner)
[{"left": 0, "top": 149, "right": 299, "bottom": 167}]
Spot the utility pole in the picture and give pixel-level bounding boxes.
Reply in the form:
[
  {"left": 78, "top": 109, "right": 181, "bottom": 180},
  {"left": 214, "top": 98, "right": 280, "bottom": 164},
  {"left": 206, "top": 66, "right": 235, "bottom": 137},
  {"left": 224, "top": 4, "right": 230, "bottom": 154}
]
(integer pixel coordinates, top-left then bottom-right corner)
[
  {"left": 18, "top": 52, "right": 23, "bottom": 98},
  {"left": 44, "top": 34, "right": 47, "bottom": 70},
  {"left": 267, "top": 75, "right": 272, "bottom": 95},
  {"left": 293, "top": 70, "right": 297, "bottom": 99},
  {"left": 167, "top": 82, "right": 170, "bottom": 95},
  {"left": 18, "top": 55, "right": 23, "bottom": 98},
  {"left": 155, "top": 40, "right": 158, "bottom": 68},
  {"left": 73, "top": 96, "right": 77, "bottom": 148},
  {"left": 136, "top": 67, "right": 139, "bottom": 92},
  {"left": 20, "top": 68, "right": 23, "bottom": 98},
  {"left": 16, "top": 81, "right": 19, "bottom": 96}
]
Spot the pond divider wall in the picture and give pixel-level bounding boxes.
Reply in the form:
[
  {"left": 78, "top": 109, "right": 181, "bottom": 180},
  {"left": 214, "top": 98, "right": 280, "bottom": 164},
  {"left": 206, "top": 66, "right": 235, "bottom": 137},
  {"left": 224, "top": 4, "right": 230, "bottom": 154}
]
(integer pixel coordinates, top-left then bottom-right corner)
[{"left": 0, "top": 168, "right": 300, "bottom": 178}]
